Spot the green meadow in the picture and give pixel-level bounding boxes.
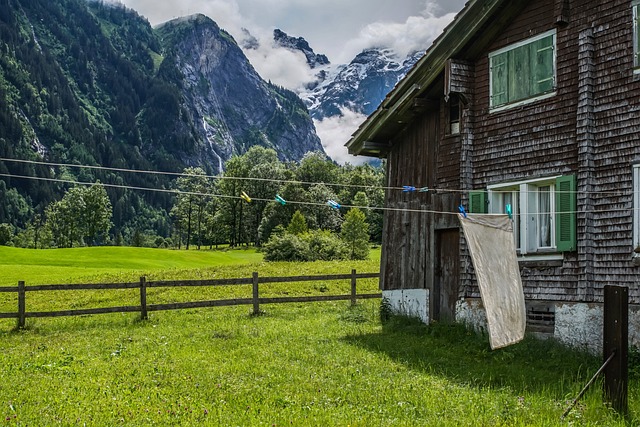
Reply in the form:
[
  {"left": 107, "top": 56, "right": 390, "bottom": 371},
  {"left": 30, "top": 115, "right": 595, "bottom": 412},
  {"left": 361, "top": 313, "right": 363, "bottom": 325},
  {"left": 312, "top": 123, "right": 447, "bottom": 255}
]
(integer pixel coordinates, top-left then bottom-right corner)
[{"left": 0, "top": 246, "right": 636, "bottom": 426}]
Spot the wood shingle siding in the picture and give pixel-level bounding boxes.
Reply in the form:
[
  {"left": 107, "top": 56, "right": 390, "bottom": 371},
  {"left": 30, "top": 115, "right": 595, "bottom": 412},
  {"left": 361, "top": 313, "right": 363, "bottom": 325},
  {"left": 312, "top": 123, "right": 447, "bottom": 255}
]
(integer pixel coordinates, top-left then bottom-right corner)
[{"left": 349, "top": 0, "right": 640, "bottom": 325}]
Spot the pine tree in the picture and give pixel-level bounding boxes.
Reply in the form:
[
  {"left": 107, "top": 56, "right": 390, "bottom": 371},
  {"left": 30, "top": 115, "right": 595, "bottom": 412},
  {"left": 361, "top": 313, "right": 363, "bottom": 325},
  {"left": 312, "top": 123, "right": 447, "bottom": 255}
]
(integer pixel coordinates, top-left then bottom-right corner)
[{"left": 341, "top": 208, "right": 369, "bottom": 260}]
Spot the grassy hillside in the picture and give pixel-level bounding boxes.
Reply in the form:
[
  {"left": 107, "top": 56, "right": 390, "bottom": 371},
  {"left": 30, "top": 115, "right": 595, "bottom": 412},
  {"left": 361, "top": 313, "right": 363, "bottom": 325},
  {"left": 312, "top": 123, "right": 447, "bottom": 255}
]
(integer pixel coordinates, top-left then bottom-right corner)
[{"left": 0, "top": 246, "right": 264, "bottom": 287}]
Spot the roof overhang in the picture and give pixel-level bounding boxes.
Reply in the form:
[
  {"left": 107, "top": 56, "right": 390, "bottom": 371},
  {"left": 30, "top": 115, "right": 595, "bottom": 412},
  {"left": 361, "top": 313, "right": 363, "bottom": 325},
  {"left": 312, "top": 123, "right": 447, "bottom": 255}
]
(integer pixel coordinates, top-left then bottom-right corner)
[{"left": 345, "top": 0, "right": 526, "bottom": 158}]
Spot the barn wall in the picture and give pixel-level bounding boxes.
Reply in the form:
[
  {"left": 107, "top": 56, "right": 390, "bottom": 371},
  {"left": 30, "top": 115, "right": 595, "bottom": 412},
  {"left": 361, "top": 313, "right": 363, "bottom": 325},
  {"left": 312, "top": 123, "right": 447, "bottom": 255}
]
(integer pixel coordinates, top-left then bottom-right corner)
[{"left": 381, "top": 107, "right": 454, "bottom": 292}]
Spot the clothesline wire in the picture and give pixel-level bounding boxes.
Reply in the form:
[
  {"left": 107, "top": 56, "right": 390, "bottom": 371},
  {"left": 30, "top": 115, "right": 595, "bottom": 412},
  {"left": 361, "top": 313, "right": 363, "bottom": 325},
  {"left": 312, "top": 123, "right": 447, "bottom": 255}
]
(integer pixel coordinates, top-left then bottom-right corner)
[
  {"left": 0, "top": 156, "right": 631, "bottom": 196},
  {"left": 1, "top": 172, "right": 635, "bottom": 217},
  {"left": 0, "top": 157, "right": 399, "bottom": 191}
]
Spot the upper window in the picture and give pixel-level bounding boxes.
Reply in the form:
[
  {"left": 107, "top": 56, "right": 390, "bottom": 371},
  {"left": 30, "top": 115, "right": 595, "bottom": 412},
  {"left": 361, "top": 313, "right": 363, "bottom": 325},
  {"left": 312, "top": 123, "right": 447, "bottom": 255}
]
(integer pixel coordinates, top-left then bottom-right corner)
[
  {"left": 489, "top": 30, "right": 557, "bottom": 110},
  {"left": 470, "top": 175, "right": 576, "bottom": 256},
  {"left": 633, "top": 165, "right": 640, "bottom": 251},
  {"left": 634, "top": 1, "right": 640, "bottom": 71}
]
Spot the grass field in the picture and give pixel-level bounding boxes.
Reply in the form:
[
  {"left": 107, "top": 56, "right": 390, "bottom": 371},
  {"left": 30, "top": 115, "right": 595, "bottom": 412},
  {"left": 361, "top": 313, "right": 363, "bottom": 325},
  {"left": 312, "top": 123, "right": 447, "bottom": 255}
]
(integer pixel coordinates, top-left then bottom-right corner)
[{"left": 0, "top": 246, "right": 636, "bottom": 426}]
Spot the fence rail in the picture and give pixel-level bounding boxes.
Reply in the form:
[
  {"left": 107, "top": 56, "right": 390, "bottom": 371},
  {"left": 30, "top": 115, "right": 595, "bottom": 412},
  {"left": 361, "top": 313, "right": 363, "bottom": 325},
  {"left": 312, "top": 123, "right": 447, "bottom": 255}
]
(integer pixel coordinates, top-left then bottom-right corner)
[{"left": 0, "top": 270, "right": 381, "bottom": 327}]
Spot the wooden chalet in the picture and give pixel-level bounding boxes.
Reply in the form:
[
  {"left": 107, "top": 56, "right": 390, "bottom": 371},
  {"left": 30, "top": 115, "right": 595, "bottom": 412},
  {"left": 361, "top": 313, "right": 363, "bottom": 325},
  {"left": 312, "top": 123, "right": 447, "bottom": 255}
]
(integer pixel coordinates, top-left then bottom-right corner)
[{"left": 346, "top": 0, "right": 640, "bottom": 350}]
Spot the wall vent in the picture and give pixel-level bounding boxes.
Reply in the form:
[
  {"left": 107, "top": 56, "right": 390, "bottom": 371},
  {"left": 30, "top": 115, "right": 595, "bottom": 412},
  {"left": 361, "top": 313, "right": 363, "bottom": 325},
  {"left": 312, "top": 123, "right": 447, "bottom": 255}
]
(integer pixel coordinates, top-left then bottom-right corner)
[{"left": 526, "top": 302, "right": 555, "bottom": 334}]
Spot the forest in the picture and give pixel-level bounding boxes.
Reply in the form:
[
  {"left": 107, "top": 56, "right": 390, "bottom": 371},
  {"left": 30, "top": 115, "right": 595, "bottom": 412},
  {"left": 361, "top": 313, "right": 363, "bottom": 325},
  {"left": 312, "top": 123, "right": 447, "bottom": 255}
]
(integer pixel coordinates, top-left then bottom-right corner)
[{"left": 0, "top": 148, "right": 385, "bottom": 257}]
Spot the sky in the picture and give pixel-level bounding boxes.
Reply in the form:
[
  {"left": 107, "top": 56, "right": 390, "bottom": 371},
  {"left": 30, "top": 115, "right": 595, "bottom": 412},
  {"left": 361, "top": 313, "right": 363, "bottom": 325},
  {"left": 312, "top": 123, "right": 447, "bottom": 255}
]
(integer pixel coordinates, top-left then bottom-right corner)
[{"left": 117, "top": 0, "right": 467, "bottom": 163}]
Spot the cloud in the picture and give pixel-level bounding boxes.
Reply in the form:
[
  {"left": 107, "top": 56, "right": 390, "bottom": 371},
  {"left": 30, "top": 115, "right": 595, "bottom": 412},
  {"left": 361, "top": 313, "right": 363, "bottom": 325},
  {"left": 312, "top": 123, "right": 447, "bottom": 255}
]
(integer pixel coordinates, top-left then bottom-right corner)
[
  {"left": 342, "top": 2, "right": 457, "bottom": 61},
  {"left": 241, "top": 30, "right": 319, "bottom": 90},
  {"left": 313, "top": 108, "right": 370, "bottom": 165}
]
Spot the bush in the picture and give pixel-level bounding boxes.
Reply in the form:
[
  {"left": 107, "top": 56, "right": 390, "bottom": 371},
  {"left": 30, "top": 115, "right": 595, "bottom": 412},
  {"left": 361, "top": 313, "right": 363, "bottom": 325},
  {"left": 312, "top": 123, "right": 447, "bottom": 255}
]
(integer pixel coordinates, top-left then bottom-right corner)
[
  {"left": 0, "top": 223, "right": 13, "bottom": 246},
  {"left": 263, "top": 232, "right": 310, "bottom": 262},
  {"left": 307, "top": 230, "right": 347, "bottom": 261},
  {"left": 264, "top": 228, "right": 362, "bottom": 262}
]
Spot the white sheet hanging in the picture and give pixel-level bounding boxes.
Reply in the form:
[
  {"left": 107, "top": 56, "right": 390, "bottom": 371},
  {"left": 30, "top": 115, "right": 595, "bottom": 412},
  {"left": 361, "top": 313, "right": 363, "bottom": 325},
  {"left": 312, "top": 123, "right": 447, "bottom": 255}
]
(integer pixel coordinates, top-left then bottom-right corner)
[{"left": 458, "top": 214, "right": 526, "bottom": 349}]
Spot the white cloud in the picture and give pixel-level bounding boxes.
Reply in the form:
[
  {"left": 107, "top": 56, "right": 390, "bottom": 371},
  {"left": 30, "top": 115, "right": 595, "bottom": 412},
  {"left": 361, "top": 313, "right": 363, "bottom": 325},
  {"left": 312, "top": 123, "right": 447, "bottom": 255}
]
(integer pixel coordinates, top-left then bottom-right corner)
[
  {"left": 314, "top": 108, "right": 370, "bottom": 165},
  {"left": 342, "top": 3, "right": 457, "bottom": 61},
  {"left": 242, "top": 31, "right": 319, "bottom": 90}
]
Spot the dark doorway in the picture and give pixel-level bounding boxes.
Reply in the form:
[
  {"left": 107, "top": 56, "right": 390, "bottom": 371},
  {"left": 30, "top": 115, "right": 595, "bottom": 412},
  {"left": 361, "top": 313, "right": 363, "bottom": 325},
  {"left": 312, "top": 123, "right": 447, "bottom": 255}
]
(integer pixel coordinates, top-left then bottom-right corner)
[{"left": 433, "top": 229, "right": 460, "bottom": 322}]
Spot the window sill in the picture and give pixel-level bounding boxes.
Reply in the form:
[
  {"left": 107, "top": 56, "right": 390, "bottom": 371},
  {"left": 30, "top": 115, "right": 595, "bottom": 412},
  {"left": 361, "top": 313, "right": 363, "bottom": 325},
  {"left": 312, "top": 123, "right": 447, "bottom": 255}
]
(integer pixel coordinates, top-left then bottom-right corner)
[
  {"left": 489, "top": 91, "right": 557, "bottom": 114},
  {"left": 517, "top": 253, "right": 563, "bottom": 264}
]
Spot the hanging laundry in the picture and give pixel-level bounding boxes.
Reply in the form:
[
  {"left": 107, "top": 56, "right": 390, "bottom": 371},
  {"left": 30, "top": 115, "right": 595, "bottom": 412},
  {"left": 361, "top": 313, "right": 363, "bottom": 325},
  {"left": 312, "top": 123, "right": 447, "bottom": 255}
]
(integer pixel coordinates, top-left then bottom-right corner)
[
  {"left": 458, "top": 214, "right": 526, "bottom": 350},
  {"left": 327, "top": 200, "right": 341, "bottom": 209}
]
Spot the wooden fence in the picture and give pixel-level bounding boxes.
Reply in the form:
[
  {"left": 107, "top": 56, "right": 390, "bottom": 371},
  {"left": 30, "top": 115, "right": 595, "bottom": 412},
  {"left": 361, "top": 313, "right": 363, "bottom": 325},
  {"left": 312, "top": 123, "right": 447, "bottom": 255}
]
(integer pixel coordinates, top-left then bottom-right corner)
[{"left": 0, "top": 270, "right": 381, "bottom": 328}]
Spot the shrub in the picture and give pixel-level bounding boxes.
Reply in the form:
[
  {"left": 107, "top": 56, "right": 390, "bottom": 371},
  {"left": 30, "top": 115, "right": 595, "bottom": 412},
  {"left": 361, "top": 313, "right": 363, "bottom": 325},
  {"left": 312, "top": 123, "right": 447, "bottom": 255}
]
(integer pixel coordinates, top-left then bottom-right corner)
[
  {"left": 264, "top": 229, "right": 356, "bottom": 262},
  {"left": 263, "top": 232, "right": 310, "bottom": 262},
  {"left": 0, "top": 223, "right": 13, "bottom": 246},
  {"left": 306, "top": 229, "right": 347, "bottom": 261}
]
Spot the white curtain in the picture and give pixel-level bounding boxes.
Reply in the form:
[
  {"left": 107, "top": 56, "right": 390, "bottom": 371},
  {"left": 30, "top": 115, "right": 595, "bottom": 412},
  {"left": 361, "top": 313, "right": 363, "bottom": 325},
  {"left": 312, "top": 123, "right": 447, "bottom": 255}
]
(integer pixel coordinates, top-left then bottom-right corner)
[{"left": 538, "top": 186, "right": 551, "bottom": 247}]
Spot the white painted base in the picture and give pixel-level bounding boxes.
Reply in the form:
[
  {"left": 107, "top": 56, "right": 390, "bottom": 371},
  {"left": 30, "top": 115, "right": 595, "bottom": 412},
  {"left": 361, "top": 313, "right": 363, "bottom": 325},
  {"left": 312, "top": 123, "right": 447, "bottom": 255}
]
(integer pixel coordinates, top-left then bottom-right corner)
[
  {"left": 456, "top": 299, "right": 488, "bottom": 333},
  {"left": 456, "top": 299, "right": 640, "bottom": 354},
  {"left": 382, "top": 289, "right": 429, "bottom": 324}
]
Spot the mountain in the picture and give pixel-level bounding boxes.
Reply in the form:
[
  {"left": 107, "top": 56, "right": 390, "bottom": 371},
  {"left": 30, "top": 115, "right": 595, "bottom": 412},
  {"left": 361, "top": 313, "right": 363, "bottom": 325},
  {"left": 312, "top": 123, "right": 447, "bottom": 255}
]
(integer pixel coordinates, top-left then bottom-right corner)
[
  {"left": 0, "top": 0, "right": 323, "bottom": 234},
  {"left": 303, "top": 49, "right": 423, "bottom": 120},
  {"left": 154, "top": 15, "right": 324, "bottom": 172},
  {"left": 266, "top": 30, "right": 423, "bottom": 121},
  {"left": 273, "top": 29, "right": 330, "bottom": 69}
]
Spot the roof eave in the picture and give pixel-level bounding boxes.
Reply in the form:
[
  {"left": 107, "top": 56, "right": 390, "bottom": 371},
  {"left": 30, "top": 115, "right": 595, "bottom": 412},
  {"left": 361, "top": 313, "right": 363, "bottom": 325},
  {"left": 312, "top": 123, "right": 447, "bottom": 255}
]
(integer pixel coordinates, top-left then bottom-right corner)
[{"left": 346, "top": 0, "right": 508, "bottom": 156}]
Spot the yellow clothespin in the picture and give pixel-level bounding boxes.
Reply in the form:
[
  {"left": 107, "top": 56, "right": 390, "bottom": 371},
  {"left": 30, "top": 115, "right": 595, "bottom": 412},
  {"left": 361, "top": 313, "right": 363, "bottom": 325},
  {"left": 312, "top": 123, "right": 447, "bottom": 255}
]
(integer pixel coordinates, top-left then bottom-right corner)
[{"left": 241, "top": 191, "right": 252, "bottom": 203}]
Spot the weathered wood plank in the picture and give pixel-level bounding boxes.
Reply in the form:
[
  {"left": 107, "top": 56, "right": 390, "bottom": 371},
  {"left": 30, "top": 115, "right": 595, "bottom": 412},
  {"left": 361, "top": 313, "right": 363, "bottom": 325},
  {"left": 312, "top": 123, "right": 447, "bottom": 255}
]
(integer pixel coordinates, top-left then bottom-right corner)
[
  {"left": 26, "top": 306, "right": 141, "bottom": 318},
  {"left": 26, "top": 283, "right": 139, "bottom": 291}
]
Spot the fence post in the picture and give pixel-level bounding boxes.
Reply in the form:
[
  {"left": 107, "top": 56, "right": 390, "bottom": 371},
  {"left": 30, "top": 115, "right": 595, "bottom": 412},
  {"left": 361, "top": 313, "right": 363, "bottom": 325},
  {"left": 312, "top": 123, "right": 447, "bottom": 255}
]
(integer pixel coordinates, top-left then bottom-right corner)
[
  {"left": 140, "top": 276, "right": 148, "bottom": 320},
  {"left": 17, "top": 281, "right": 25, "bottom": 329},
  {"left": 351, "top": 269, "right": 357, "bottom": 306},
  {"left": 252, "top": 272, "right": 260, "bottom": 315},
  {"left": 603, "top": 285, "right": 628, "bottom": 416}
]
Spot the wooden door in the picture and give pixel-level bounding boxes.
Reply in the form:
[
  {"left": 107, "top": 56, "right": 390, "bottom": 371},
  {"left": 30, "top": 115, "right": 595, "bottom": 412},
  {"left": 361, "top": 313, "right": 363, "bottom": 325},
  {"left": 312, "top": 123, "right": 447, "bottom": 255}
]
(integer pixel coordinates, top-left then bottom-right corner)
[{"left": 433, "top": 229, "right": 460, "bottom": 322}]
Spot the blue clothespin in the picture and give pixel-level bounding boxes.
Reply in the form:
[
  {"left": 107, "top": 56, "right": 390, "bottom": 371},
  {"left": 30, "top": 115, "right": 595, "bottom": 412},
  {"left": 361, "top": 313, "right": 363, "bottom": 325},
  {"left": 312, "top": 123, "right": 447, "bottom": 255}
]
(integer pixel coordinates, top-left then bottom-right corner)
[
  {"left": 505, "top": 204, "right": 513, "bottom": 219},
  {"left": 458, "top": 205, "right": 467, "bottom": 218},
  {"left": 327, "top": 200, "right": 341, "bottom": 209},
  {"left": 418, "top": 187, "right": 429, "bottom": 193},
  {"left": 275, "top": 195, "right": 287, "bottom": 205},
  {"left": 403, "top": 186, "right": 416, "bottom": 192}
]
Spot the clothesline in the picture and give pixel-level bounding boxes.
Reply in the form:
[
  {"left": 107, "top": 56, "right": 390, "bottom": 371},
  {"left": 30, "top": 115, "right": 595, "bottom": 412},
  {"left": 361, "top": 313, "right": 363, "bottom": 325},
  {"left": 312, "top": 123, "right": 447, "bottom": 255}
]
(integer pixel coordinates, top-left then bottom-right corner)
[
  {"left": 1, "top": 172, "right": 635, "bottom": 217},
  {"left": 0, "top": 157, "right": 631, "bottom": 196}
]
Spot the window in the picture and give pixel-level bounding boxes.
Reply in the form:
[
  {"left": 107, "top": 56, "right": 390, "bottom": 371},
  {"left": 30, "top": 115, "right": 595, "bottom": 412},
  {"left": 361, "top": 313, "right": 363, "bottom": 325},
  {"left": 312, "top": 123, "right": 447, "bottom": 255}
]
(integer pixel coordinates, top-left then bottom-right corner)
[
  {"left": 448, "top": 96, "right": 461, "bottom": 135},
  {"left": 634, "top": 1, "right": 640, "bottom": 70},
  {"left": 633, "top": 165, "right": 640, "bottom": 251},
  {"left": 489, "top": 30, "right": 557, "bottom": 110},
  {"left": 473, "top": 175, "right": 576, "bottom": 255}
]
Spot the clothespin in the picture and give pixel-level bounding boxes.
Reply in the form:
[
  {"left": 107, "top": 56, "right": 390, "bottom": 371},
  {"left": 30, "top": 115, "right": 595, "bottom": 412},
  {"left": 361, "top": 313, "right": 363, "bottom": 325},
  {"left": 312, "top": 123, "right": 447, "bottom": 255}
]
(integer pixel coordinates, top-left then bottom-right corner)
[
  {"left": 403, "top": 186, "right": 416, "bottom": 192},
  {"left": 418, "top": 187, "right": 429, "bottom": 193},
  {"left": 505, "top": 204, "right": 513, "bottom": 219},
  {"left": 327, "top": 200, "right": 341, "bottom": 209},
  {"left": 275, "top": 195, "right": 286, "bottom": 205},
  {"left": 240, "top": 191, "right": 252, "bottom": 203},
  {"left": 458, "top": 205, "right": 467, "bottom": 218}
]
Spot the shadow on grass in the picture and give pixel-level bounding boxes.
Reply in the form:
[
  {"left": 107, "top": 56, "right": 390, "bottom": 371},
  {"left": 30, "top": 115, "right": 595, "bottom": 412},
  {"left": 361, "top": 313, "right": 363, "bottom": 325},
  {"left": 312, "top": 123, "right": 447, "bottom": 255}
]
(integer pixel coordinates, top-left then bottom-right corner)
[{"left": 343, "top": 315, "right": 601, "bottom": 395}]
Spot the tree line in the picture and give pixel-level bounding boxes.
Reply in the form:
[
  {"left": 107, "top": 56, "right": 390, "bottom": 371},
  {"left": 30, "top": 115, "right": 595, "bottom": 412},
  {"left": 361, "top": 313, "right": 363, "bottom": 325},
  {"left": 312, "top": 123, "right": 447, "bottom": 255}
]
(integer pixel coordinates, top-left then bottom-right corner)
[{"left": 0, "top": 148, "right": 384, "bottom": 257}]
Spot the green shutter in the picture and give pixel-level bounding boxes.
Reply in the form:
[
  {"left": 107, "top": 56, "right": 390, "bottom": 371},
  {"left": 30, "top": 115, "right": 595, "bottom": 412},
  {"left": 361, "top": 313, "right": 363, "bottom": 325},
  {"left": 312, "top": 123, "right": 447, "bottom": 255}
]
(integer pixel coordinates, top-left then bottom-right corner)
[
  {"left": 509, "top": 44, "right": 532, "bottom": 102},
  {"left": 469, "top": 191, "right": 487, "bottom": 214},
  {"left": 533, "top": 35, "right": 555, "bottom": 93},
  {"left": 635, "top": 5, "right": 640, "bottom": 68},
  {"left": 490, "top": 52, "right": 508, "bottom": 107},
  {"left": 555, "top": 175, "right": 576, "bottom": 252}
]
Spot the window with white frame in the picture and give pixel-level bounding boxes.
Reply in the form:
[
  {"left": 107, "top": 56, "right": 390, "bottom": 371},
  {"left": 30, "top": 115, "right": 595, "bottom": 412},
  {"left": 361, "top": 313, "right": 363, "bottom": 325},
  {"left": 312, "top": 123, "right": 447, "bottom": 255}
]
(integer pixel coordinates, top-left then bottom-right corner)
[
  {"left": 633, "top": 165, "right": 640, "bottom": 251},
  {"left": 634, "top": 1, "right": 640, "bottom": 70},
  {"left": 489, "top": 30, "right": 557, "bottom": 110},
  {"left": 483, "top": 175, "right": 576, "bottom": 255}
]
